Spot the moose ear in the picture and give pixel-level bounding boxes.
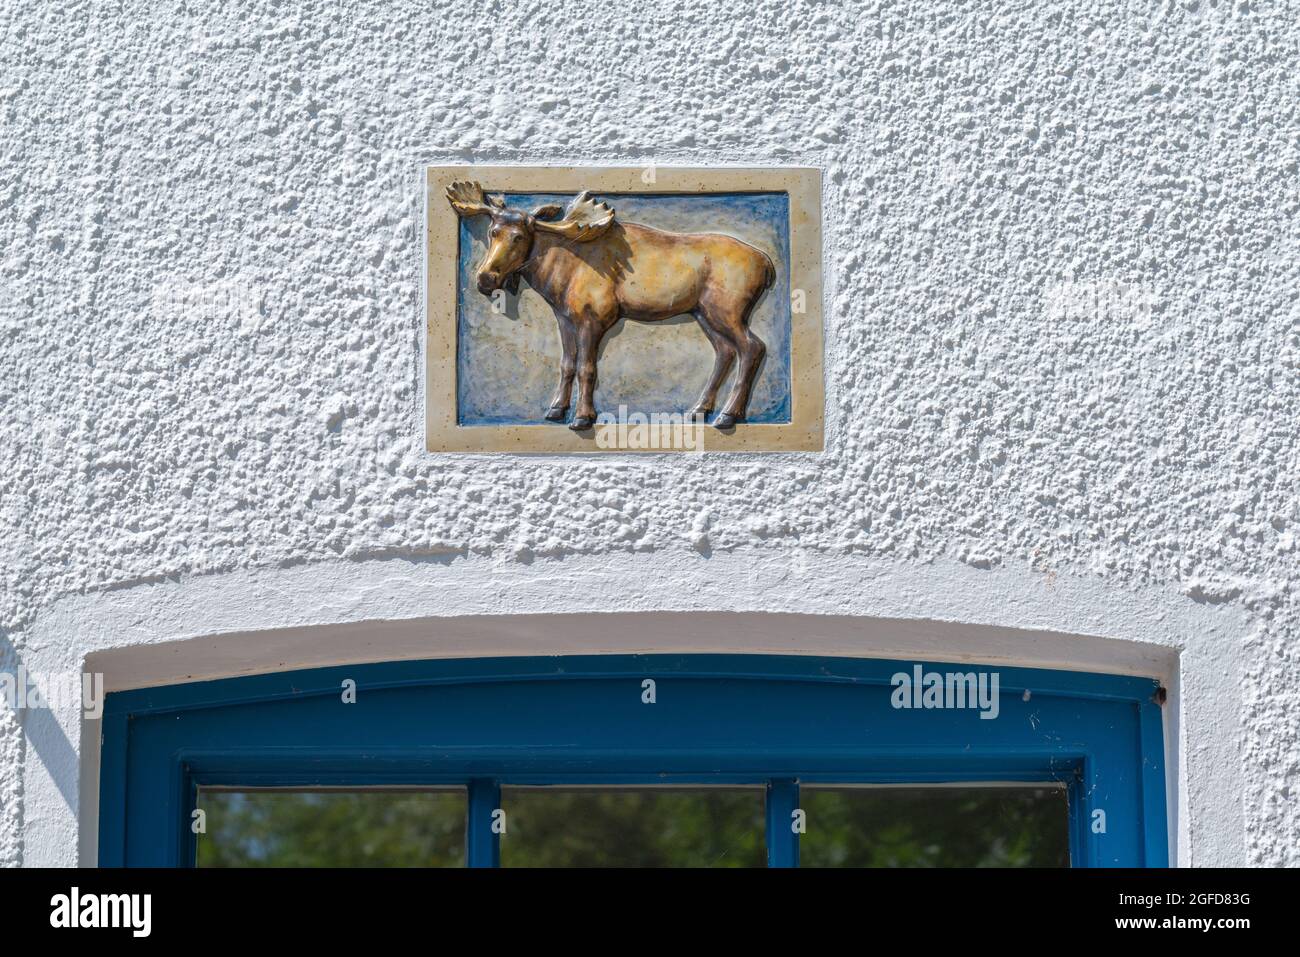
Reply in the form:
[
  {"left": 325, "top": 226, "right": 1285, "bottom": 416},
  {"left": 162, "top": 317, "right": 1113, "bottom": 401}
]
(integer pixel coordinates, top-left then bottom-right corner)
[{"left": 530, "top": 203, "right": 564, "bottom": 221}]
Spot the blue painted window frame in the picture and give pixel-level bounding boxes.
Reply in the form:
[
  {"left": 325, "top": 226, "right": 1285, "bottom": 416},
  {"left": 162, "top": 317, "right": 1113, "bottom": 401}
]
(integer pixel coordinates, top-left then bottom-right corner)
[{"left": 97, "top": 654, "right": 1169, "bottom": 867}]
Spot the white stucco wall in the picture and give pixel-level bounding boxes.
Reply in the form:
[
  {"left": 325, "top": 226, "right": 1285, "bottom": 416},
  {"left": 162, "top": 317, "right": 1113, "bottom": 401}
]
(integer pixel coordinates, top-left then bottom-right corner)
[{"left": 1, "top": 1, "right": 1295, "bottom": 867}]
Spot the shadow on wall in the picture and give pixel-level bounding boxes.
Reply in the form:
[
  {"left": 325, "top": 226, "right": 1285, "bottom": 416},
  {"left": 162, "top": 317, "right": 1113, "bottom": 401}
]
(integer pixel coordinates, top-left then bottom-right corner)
[{"left": 0, "top": 629, "right": 80, "bottom": 814}]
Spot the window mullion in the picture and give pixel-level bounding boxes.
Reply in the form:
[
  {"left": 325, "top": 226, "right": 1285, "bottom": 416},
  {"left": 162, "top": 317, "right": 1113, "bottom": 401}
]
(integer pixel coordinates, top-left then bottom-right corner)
[
  {"left": 766, "top": 778, "right": 800, "bottom": 868},
  {"left": 467, "top": 779, "right": 501, "bottom": 867}
]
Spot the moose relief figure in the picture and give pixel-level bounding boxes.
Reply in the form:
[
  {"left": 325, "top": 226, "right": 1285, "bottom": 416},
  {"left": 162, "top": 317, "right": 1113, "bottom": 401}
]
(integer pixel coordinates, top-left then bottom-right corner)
[{"left": 446, "top": 181, "right": 774, "bottom": 430}]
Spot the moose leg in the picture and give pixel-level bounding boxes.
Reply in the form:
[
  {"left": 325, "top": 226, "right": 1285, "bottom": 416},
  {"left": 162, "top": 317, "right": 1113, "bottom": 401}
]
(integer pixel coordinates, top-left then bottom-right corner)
[
  {"left": 699, "top": 286, "right": 767, "bottom": 429},
  {"left": 546, "top": 315, "right": 577, "bottom": 421},
  {"left": 714, "top": 331, "right": 766, "bottom": 430},
  {"left": 569, "top": 319, "right": 612, "bottom": 431},
  {"left": 688, "top": 312, "right": 736, "bottom": 421}
]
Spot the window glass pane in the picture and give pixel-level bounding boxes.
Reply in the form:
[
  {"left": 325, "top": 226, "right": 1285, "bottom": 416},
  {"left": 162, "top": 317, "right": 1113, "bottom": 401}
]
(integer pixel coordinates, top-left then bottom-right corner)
[
  {"left": 500, "top": 787, "right": 765, "bottom": 867},
  {"left": 195, "top": 789, "right": 466, "bottom": 867},
  {"left": 799, "top": 786, "right": 1069, "bottom": 867}
]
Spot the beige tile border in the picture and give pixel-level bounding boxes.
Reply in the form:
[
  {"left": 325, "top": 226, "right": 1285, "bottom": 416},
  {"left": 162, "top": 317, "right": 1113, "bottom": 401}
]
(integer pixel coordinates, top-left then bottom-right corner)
[{"left": 425, "top": 165, "right": 824, "bottom": 453}]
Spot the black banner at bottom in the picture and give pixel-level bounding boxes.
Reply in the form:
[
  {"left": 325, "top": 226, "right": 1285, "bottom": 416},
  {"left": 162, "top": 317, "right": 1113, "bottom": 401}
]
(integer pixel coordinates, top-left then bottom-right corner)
[{"left": 0, "top": 867, "right": 1282, "bottom": 941}]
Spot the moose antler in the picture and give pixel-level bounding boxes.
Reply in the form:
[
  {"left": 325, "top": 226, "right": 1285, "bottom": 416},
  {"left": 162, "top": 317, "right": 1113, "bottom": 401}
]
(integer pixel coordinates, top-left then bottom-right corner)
[
  {"left": 445, "top": 180, "right": 505, "bottom": 218},
  {"left": 532, "top": 190, "right": 615, "bottom": 242}
]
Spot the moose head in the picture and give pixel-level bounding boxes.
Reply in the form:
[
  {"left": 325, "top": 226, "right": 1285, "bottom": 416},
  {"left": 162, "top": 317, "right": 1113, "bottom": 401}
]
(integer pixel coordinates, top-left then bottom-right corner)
[{"left": 445, "top": 180, "right": 616, "bottom": 296}]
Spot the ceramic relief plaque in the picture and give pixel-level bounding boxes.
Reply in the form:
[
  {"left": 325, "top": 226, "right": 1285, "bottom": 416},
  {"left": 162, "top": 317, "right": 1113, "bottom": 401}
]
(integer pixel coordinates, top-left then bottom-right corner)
[{"left": 425, "top": 166, "right": 823, "bottom": 452}]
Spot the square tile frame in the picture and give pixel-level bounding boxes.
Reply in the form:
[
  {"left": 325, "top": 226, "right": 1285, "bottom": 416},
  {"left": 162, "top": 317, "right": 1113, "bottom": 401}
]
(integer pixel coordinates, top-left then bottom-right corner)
[{"left": 425, "top": 166, "right": 824, "bottom": 453}]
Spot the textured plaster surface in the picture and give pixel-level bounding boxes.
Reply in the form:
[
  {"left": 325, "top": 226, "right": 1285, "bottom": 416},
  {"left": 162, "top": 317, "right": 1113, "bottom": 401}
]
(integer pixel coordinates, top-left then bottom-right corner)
[{"left": 0, "top": 1, "right": 1296, "bottom": 867}]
